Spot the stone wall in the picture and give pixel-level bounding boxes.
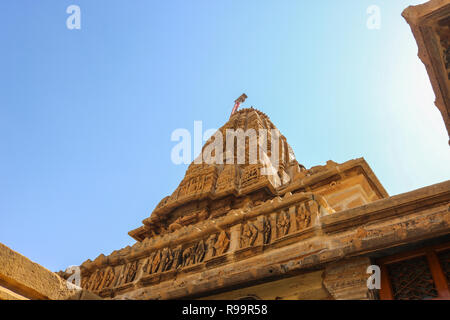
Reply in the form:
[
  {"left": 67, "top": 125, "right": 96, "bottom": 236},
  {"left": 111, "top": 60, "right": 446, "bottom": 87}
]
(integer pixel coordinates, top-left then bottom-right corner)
[{"left": 0, "top": 243, "right": 100, "bottom": 300}]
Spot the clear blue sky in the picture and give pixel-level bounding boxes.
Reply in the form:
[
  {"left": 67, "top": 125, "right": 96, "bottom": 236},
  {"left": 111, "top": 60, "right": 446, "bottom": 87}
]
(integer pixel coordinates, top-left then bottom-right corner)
[{"left": 1, "top": 0, "right": 449, "bottom": 272}]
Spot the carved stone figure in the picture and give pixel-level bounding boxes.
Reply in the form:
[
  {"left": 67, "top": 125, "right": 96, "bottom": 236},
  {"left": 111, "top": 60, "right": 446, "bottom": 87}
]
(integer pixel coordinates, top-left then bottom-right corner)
[
  {"left": 205, "top": 233, "right": 218, "bottom": 259},
  {"left": 214, "top": 231, "right": 230, "bottom": 255},
  {"left": 261, "top": 216, "right": 271, "bottom": 245},
  {"left": 125, "top": 261, "right": 138, "bottom": 283},
  {"left": 172, "top": 246, "right": 183, "bottom": 269},
  {"left": 114, "top": 265, "right": 127, "bottom": 287},
  {"left": 142, "top": 251, "right": 155, "bottom": 274},
  {"left": 277, "top": 211, "right": 290, "bottom": 237},
  {"left": 194, "top": 240, "right": 206, "bottom": 264},
  {"left": 160, "top": 247, "right": 173, "bottom": 272},
  {"left": 151, "top": 250, "right": 161, "bottom": 274},
  {"left": 86, "top": 269, "right": 103, "bottom": 291},
  {"left": 296, "top": 203, "right": 311, "bottom": 230},
  {"left": 101, "top": 267, "right": 115, "bottom": 289},
  {"left": 240, "top": 222, "right": 258, "bottom": 248},
  {"left": 182, "top": 246, "right": 195, "bottom": 267}
]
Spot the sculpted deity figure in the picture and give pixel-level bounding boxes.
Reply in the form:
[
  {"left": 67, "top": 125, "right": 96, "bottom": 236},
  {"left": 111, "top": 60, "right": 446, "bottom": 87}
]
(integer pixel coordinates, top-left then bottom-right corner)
[
  {"left": 142, "top": 251, "right": 155, "bottom": 274},
  {"left": 194, "top": 240, "right": 206, "bottom": 264},
  {"left": 206, "top": 233, "right": 218, "bottom": 258},
  {"left": 102, "top": 267, "right": 115, "bottom": 289},
  {"left": 214, "top": 231, "right": 230, "bottom": 255},
  {"left": 93, "top": 269, "right": 105, "bottom": 291},
  {"left": 277, "top": 211, "right": 290, "bottom": 237},
  {"left": 125, "top": 261, "right": 138, "bottom": 283},
  {"left": 240, "top": 222, "right": 258, "bottom": 248},
  {"left": 182, "top": 246, "right": 194, "bottom": 267},
  {"left": 296, "top": 203, "right": 311, "bottom": 230},
  {"left": 114, "top": 265, "right": 127, "bottom": 287},
  {"left": 261, "top": 216, "right": 271, "bottom": 245},
  {"left": 160, "top": 247, "right": 173, "bottom": 272},
  {"left": 151, "top": 250, "right": 162, "bottom": 274},
  {"left": 172, "top": 246, "right": 183, "bottom": 269},
  {"left": 86, "top": 269, "right": 103, "bottom": 291}
]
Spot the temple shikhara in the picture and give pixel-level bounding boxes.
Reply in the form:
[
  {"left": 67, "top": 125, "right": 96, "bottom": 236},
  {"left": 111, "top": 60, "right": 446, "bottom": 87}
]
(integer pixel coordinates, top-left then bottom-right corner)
[{"left": 0, "top": 0, "right": 449, "bottom": 300}]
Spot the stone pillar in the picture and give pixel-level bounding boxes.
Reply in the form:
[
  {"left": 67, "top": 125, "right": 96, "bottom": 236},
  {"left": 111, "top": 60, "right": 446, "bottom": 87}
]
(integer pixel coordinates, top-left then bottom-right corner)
[{"left": 229, "top": 224, "right": 241, "bottom": 252}]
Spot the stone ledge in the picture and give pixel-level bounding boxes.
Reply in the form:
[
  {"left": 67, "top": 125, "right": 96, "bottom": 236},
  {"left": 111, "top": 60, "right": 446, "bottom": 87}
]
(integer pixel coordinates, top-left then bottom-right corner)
[
  {"left": 320, "top": 180, "right": 450, "bottom": 233},
  {"left": 0, "top": 243, "right": 101, "bottom": 300}
]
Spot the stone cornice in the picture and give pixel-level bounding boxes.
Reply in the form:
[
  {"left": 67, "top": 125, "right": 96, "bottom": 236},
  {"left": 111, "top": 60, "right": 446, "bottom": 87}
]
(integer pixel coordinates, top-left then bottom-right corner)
[{"left": 79, "top": 191, "right": 333, "bottom": 272}]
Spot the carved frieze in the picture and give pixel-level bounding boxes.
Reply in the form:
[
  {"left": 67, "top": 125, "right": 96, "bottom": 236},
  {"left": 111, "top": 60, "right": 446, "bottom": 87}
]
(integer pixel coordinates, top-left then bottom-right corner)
[{"left": 78, "top": 192, "right": 330, "bottom": 294}]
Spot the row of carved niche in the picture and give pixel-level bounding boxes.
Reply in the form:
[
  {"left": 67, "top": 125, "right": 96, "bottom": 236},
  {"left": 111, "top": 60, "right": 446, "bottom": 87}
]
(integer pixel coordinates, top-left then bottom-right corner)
[
  {"left": 82, "top": 199, "right": 319, "bottom": 292},
  {"left": 176, "top": 164, "right": 264, "bottom": 198},
  {"left": 165, "top": 198, "right": 233, "bottom": 233},
  {"left": 153, "top": 159, "right": 292, "bottom": 225},
  {"left": 142, "top": 191, "right": 319, "bottom": 256},
  {"left": 164, "top": 160, "right": 283, "bottom": 211},
  {"left": 81, "top": 230, "right": 231, "bottom": 292},
  {"left": 239, "top": 200, "right": 319, "bottom": 248},
  {"left": 135, "top": 188, "right": 319, "bottom": 256},
  {"left": 150, "top": 187, "right": 265, "bottom": 238}
]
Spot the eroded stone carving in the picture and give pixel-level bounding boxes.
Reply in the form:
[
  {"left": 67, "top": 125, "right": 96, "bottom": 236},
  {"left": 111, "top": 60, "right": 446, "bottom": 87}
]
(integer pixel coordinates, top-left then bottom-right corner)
[
  {"left": 125, "top": 260, "right": 138, "bottom": 284},
  {"left": 261, "top": 216, "right": 271, "bottom": 245},
  {"left": 214, "top": 231, "right": 230, "bottom": 256},
  {"left": 151, "top": 250, "right": 161, "bottom": 274},
  {"left": 240, "top": 222, "right": 258, "bottom": 248},
  {"left": 276, "top": 210, "right": 291, "bottom": 238},
  {"left": 101, "top": 267, "right": 115, "bottom": 289},
  {"left": 194, "top": 240, "right": 206, "bottom": 264},
  {"left": 182, "top": 246, "right": 195, "bottom": 267},
  {"left": 295, "top": 203, "right": 312, "bottom": 230},
  {"left": 172, "top": 246, "right": 183, "bottom": 270}
]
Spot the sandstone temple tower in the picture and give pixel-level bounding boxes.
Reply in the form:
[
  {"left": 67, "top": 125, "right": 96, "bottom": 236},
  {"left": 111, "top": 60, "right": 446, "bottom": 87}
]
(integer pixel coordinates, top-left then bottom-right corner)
[{"left": 55, "top": 108, "right": 450, "bottom": 300}]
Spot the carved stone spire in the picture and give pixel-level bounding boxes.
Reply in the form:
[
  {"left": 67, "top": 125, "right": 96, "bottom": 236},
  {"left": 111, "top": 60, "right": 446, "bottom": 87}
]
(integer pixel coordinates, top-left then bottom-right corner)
[{"left": 129, "top": 108, "right": 304, "bottom": 241}]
